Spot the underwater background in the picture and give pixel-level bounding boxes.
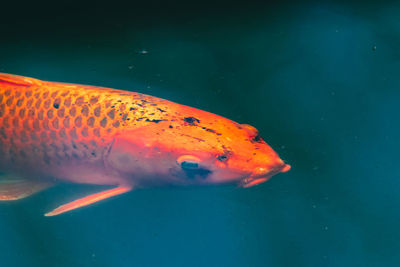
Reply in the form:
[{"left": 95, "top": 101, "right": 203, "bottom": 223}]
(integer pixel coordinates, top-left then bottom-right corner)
[{"left": 0, "top": 0, "right": 398, "bottom": 266}]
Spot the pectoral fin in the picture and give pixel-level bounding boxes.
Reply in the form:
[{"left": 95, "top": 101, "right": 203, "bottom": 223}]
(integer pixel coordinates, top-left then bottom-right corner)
[
  {"left": 0, "top": 175, "right": 53, "bottom": 200},
  {"left": 45, "top": 186, "right": 132, "bottom": 217}
]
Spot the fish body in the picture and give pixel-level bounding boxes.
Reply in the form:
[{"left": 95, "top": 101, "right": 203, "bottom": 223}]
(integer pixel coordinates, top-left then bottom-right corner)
[{"left": 0, "top": 73, "right": 290, "bottom": 216}]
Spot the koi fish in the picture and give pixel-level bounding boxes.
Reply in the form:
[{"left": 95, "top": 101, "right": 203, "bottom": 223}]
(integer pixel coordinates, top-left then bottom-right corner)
[{"left": 0, "top": 73, "right": 290, "bottom": 216}]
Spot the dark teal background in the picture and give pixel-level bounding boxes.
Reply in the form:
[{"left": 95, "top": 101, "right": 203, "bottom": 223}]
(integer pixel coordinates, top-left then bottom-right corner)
[{"left": 0, "top": 1, "right": 399, "bottom": 266}]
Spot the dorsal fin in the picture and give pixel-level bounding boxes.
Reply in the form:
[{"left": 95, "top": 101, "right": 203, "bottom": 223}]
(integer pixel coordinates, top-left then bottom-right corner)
[{"left": 0, "top": 73, "right": 39, "bottom": 87}]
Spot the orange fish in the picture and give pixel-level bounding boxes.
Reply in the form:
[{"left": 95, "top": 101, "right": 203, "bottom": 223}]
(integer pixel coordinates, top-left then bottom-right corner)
[{"left": 0, "top": 73, "right": 290, "bottom": 216}]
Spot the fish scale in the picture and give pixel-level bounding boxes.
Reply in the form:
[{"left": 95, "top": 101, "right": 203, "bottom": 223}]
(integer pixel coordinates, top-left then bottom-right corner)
[{"left": 0, "top": 74, "right": 170, "bottom": 169}]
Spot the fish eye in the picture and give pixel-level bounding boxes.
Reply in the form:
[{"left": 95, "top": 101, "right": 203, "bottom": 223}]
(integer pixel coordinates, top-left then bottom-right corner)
[
  {"left": 176, "top": 155, "right": 211, "bottom": 178},
  {"left": 180, "top": 161, "right": 199, "bottom": 170},
  {"left": 181, "top": 161, "right": 212, "bottom": 179},
  {"left": 177, "top": 155, "right": 201, "bottom": 169}
]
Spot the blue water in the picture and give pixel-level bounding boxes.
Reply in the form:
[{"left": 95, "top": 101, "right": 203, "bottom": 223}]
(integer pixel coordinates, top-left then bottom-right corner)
[{"left": 0, "top": 1, "right": 399, "bottom": 266}]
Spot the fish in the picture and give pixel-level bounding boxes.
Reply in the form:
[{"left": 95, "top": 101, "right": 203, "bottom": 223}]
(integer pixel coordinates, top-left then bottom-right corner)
[{"left": 0, "top": 73, "right": 290, "bottom": 216}]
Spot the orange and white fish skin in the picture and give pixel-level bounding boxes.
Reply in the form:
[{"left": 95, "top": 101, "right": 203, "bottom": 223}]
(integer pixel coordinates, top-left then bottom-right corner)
[{"left": 0, "top": 73, "right": 290, "bottom": 216}]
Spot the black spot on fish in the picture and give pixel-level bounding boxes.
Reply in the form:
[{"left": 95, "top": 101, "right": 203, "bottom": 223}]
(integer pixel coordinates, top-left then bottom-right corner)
[
  {"left": 205, "top": 128, "right": 220, "bottom": 134},
  {"left": 53, "top": 103, "right": 60, "bottom": 109},
  {"left": 183, "top": 117, "right": 200, "bottom": 126},
  {"left": 146, "top": 119, "right": 164, "bottom": 123},
  {"left": 252, "top": 135, "right": 263, "bottom": 143},
  {"left": 217, "top": 154, "right": 229, "bottom": 162},
  {"left": 157, "top": 108, "right": 166, "bottom": 113},
  {"left": 169, "top": 125, "right": 173, "bottom": 128}
]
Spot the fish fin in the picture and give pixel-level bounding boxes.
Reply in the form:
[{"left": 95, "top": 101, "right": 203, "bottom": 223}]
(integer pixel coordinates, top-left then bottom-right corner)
[
  {"left": 0, "top": 175, "right": 54, "bottom": 200},
  {"left": 0, "top": 73, "right": 39, "bottom": 87},
  {"left": 45, "top": 186, "right": 132, "bottom": 217}
]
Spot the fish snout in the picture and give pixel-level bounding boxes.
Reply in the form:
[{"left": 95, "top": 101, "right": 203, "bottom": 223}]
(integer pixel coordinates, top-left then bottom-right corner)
[
  {"left": 251, "top": 163, "right": 290, "bottom": 178},
  {"left": 240, "top": 163, "right": 291, "bottom": 188}
]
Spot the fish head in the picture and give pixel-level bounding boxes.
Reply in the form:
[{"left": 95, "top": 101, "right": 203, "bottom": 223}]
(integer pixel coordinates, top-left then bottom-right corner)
[
  {"left": 208, "top": 122, "right": 291, "bottom": 188},
  {"left": 106, "top": 106, "right": 290, "bottom": 187}
]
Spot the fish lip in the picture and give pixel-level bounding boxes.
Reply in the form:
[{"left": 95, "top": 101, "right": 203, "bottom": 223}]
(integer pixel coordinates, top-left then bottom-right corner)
[
  {"left": 239, "top": 176, "right": 270, "bottom": 188},
  {"left": 239, "top": 163, "right": 290, "bottom": 188}
]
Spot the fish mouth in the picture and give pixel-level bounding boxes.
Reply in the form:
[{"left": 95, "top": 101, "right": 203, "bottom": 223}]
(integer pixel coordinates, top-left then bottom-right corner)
[
  {"left": 239, "top": 163, "right": 291, "bottom": 188},
  {"left": 239, "top": 176, "right": 270, "bottom": 188}
]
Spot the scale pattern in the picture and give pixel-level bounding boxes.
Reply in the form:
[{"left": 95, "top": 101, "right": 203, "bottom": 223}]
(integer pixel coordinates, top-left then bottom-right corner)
[{"left": 0, "top": 75, "right": 170, "bottom": 167}]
